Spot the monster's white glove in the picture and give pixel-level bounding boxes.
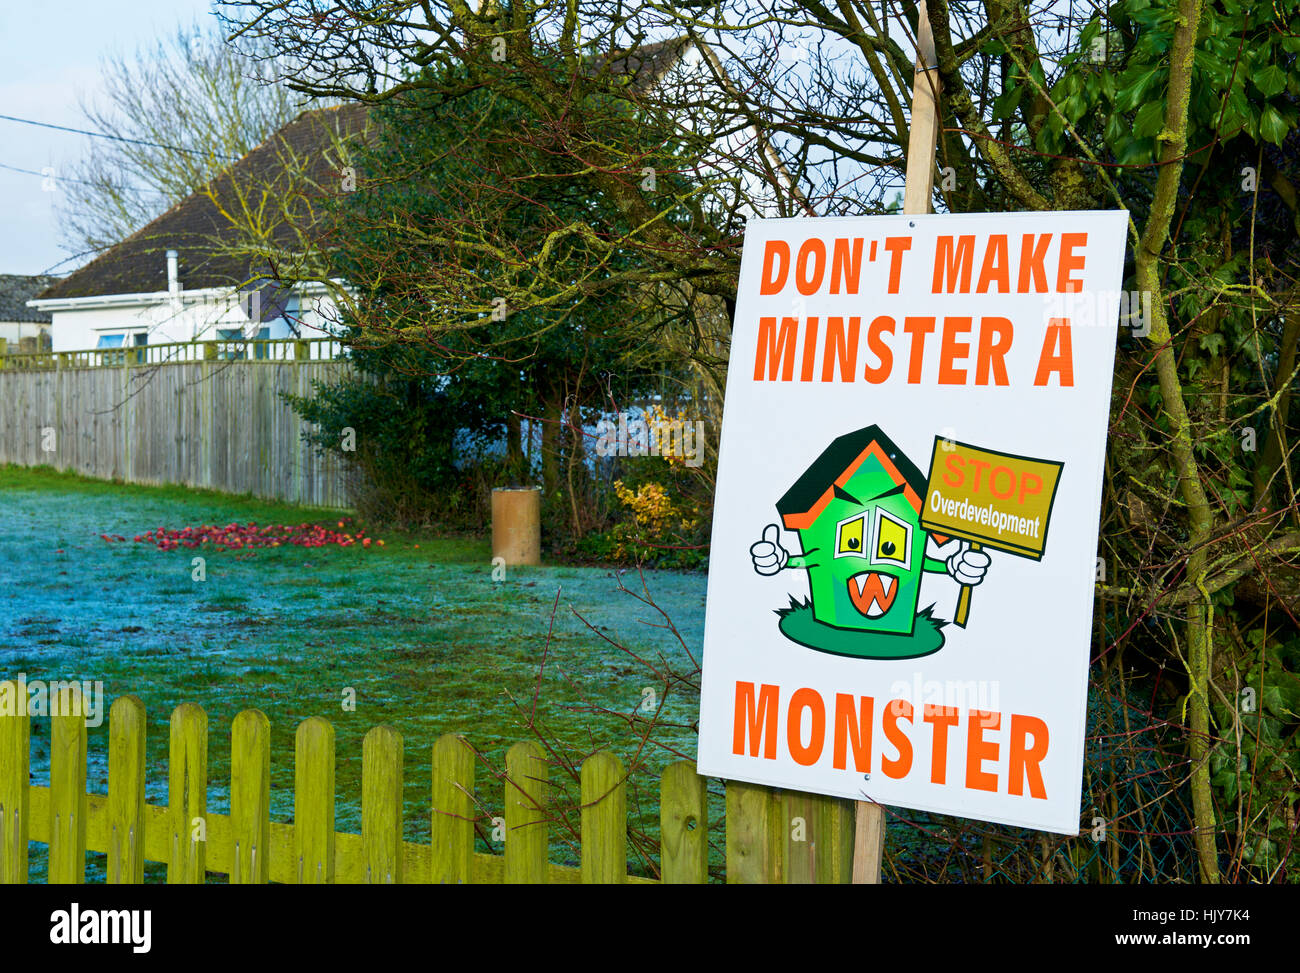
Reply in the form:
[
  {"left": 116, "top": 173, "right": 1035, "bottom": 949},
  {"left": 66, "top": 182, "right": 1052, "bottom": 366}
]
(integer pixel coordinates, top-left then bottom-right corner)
[
  {"left": 947, "top": 542, "right": 991, "bottom": 585},
  {"left": 750, "top": 524, "right": 789, "bottom": 576}
]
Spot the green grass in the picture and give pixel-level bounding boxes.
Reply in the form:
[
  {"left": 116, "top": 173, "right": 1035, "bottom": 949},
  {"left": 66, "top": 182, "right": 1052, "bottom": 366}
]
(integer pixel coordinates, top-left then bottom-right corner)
[{"left": 1, "top": 464, "right": 711, "bottom": 881}]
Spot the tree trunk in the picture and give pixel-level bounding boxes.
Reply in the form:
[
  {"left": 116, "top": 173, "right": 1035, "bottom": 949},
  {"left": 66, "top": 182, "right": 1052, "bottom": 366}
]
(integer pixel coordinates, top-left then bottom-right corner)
[
  {"left": 506, "top": 411, "right": 525, "bottom": 484},
  {"left": 540, "top": 392, "right": 562, "bottom": 500},
  {"left": 1252, "top": 306, "right": 1300, "bottom": 510},
  {"left": 1135, "top": 0, "right": 1218, "bottom": 883},
  {"left": 566, "top": 399, "right": 587, "bottom": 536}
]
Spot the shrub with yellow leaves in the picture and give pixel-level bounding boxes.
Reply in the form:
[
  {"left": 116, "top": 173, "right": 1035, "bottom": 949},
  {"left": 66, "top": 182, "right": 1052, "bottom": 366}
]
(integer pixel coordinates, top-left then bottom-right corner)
[{"left": 609, "top": 478, "right": 698, "bottom": 560}]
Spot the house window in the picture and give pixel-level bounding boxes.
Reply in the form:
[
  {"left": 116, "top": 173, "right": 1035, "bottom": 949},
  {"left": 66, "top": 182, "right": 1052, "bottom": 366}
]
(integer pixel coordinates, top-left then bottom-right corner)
[
  {"left": 215, "top": 327, "right": 271, "bottom": 360},
  {"left": 216, "top": 328, "right": 245, "bottom": 360},
  {"left": 95, "top": 334, "right": 125, "bottom": 364}
]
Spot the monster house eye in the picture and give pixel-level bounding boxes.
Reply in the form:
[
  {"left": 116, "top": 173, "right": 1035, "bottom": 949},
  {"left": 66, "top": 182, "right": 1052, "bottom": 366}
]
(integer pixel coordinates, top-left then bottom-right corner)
[
  {"left": 872, "top": 509, "right": 911, "bottom": 568},
  {"left": 835, "top": 515, "right": 867, "bottom": 557}
]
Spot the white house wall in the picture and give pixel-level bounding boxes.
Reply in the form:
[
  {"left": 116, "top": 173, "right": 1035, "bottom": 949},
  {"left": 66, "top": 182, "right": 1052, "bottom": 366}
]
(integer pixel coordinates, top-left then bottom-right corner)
[{"left": 47, "top": 289, "right": 338, "bottom": 352}]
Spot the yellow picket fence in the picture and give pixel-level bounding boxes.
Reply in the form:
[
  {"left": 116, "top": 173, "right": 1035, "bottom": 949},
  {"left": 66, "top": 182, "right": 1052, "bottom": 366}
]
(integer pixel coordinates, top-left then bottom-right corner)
[{"left": 0, "top": 682, "right": 857, "bottom": 884}]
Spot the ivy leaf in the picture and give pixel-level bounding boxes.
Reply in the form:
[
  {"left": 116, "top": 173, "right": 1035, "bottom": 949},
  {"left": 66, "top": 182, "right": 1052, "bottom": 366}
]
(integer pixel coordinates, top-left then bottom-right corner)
[
  {"left": 992, "top": 84, "right": 1025, "bottom": 122},
  {"left": 1264, "top": 672, "right": 1300, "bottom": 719},
  {"left": 1211, "top": 766, "right": 1238, "bottom": 804},
  {"left": 1261, "top": 682, "right": 1287, "bottom": 719},
  {"left": 1059, "top": 93, "right": 1085, "bottom": 125},
  {"left": 1105, "top": 111, "right": 1127, "bottom": 145},
  {"left": 1242, "top": 837, "right": 1278, "bottom": 869},
  {"left": 1198, "top": 332, "right": 1225, "bottom": 356},
  {"left": 1133, "top": 99, "right": 1166, "bottom": 138},
  {"left": 1115, "top": 67, "right": 1161, "bottom": 112},
  {"left": 1254, "top": 64, "right": 1287, "bottom": 98},
  {"left": 1038, "top": 111, "right": 1065, "bottom": 152},
  {"left": 1195, "top": 51, "right": 1230, "bottom": 89},
  {"left": 1259, "top": 105, "right": 1290, "bottom": 146}
]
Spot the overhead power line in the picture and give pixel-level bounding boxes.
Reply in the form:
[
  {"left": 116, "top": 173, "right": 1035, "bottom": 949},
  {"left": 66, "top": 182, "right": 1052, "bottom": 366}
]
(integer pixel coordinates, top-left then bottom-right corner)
[
  {"left": 0, "top": 113, "right": 239, "bottom": 161},
  {"left": 0, "top": 159, "right": 168, "bottom": 192}
]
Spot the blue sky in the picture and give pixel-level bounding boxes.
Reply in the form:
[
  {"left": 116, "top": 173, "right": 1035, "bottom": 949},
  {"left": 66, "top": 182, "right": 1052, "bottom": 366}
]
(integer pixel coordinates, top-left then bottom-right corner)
[{"left": 0, "top": 0, "right": 219, "bottom": 276}]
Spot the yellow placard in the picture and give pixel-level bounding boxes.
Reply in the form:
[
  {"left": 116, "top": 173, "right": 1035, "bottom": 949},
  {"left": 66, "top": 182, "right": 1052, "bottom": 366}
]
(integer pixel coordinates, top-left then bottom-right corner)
[{"left": 919, "top": 439, "right": 1063, "bottom": 560}]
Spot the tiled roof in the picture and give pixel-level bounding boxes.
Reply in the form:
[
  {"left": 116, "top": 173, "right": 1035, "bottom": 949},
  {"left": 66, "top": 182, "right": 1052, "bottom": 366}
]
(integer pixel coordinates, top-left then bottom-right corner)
[
  {"left": 596, "top": 36, "right": 693, "bottom": 92},
  {"left": 37, "top": 103, "right": 370, "bottom": 301},
  {"left": 35, "top": 41, "right": 694, "bottom": 303},
  {"left": 0, "top": 274, "right": 57, "bottom": 321}
]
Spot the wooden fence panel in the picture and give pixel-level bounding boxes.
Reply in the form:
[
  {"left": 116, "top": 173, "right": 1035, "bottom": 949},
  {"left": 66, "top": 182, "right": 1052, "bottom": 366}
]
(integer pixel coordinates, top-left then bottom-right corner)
[
  {"left": 168, "top": 703, "right": 208, "bottom": 884},
  {"left": 362, "top": 725, "right": 403, "bottom": 884},
  {"left": 107, "top": 696, "right": 147, "bottom": 884},
  {"left": 726, "top": 780, "right": 782, "bottom": 884},
  {"left": 660, "top": 761, "right": 708, "bottom": 884},
  {"left": 581, "top": 751, "right": 626, "bottom": 885},
  {"left": 230, "top": 709, "right": 272, "bottom": 884},
  {"left": 294, "top": 717, "right": 335, "bottom": 884},
  {"left": 430, "top": 733, "right": 475, "bottom": 884},
  {"left": 0, "top": 355, "right": 353, "bottom": 507},
  {"left": 782, "top": 790, "right": 854, "bottom": 884},
  {"left": 504, "top": 740, "right": 548, "bottom": 884},
  {"left": 8, "top": 694, "right": 856, "bottom": 885},
  {"left": 49, "top": 685, "right": 87, "bottom": 884},
  {"left": 0, "top": 679, "right": 29, "bottom": 883}
]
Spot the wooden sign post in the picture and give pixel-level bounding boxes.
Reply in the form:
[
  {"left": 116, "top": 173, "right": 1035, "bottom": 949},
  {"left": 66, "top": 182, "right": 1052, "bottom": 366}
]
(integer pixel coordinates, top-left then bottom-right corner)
[{"left": 852, "top": 0, "right": 942, "bottom": 885}]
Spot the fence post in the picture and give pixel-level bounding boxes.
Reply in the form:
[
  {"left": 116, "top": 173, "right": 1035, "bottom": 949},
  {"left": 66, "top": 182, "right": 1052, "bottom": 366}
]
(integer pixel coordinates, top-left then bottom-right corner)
[
  {"left": 168, "top": 703, "right": 208, "bottom": 884},
  {"left": 0, "top": 679, "right": 29, "bottom": 883},
  {"left": 505, "top": 740, "right": 548, "bottom": 884},
  {"left": 430, "top": 733, "right": 475, "bottom": 884},
  {"left": 231, "top": 709, "right": 271, "bottom": 884},
  {"left": 49, "top": 685, "right": 87, "bottom": 884},
  {"left": 294, "top": 716, "right": 335, "bottom": 884},
  {"left": 107, "top": 696, "right": 147, "bottom": 884},
  {"left": 362, "top": 725, "right": 403, "bottom": 884},
  {"left": 725, "top": 781, "right": 782, "bottom": 883},
  {"left": 580, "top": 751, "right": 626, "bottom": 884},
  {"left": 660, "top": 760, "right": 708, "bottom": 884},
  {"left": 853, "top": 801, "right": 886, "bottom": 884}
]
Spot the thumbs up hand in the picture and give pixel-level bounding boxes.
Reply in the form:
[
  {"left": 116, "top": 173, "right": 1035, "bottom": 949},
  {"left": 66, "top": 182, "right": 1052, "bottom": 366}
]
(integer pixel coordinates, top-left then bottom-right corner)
[
  {"left": 750, "top": 523, "right": 789, "bottom": 576},
  {"left": 947, "top": 542, "right": 991, "bottom": 585}
]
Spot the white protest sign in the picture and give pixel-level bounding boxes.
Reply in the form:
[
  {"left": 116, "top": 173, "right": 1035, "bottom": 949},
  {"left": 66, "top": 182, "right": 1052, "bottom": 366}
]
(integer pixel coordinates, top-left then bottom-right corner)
[{"left": 697, "top": 210, "right": 1129, "bottom": 834}]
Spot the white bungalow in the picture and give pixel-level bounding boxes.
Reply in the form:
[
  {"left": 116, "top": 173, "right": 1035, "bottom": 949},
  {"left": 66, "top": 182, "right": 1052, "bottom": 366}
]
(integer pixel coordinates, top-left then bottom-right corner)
[{"left": 29, "top": 105, "right": 368, "bottom": 358}]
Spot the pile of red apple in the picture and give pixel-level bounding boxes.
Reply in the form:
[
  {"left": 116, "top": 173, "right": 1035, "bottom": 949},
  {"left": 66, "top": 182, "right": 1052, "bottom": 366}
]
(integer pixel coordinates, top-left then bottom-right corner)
[{"left": 99, "top": 520, "right": 384, "bottom": 552}]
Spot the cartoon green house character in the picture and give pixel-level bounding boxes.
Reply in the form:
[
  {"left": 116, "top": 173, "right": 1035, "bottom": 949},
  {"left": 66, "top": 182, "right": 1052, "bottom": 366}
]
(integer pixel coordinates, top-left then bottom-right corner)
[{"left": 750, "top": 424, "right": 990, "bottom": 659}]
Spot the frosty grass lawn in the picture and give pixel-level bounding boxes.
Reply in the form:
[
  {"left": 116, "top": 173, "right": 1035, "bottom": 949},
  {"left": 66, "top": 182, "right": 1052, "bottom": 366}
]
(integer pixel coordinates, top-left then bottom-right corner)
[{"left": 0, "top": 465, "right": 709, "bottom": 881}]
